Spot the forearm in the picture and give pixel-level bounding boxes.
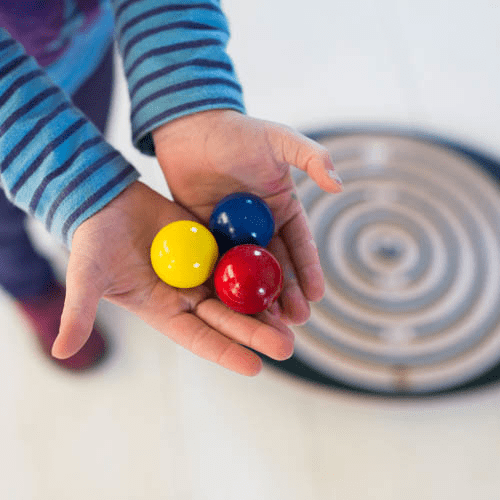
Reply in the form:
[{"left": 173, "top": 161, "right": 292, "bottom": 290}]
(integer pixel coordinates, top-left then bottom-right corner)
[
  {"left": 110, "top": 0, "right": 246, "bottom": 155},
  {"left": 0, "top": 29, "right": 139, "bottom": 247}
]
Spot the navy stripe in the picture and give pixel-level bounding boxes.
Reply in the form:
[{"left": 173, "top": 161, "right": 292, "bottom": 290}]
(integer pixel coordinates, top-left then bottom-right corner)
[
  {"left": 0, "top": 70, "right": 44, "bottom": 108},
  {"left": 61, "top": 164, "right": 137, "bottom": 242},
  {"left": 130, "top": 58, "right": 233, "bottom": 99},
  {"left": 1, "top": 102, "right": 70, "bottom": 174},
  {"left": 0, "top": 87, "right": 60, "bottom": 137},
  {"left": 126, "top": 39, "right": 221, "bottom": 78},
  {"left": 46, "top": 150, "right": 121, "bottom": 231},
  {"left": 0, "top": 39, "right": 17, "bottom": 52},
  {"left": 134, "top": 96, "right": 242, "bottom": 139},
  {"left": 123, "top": 21, "right": 220, "bottom": 60},
  {"left": 120, "top": 3, "right": 220, "bottom": 35},
  {"left": 29, "top": 136, "right": 103, "bottom": 214},
  {"left": 131, "top": 77, "right": 242, "bottom": 120},
  {"left": 114, "top": 0, "right": 140, "bottom": 22},
  {"left": 0, "top": 55, "right": 30, "bottom": 79},
  {"left": 11, "top": 117, "right": 87, "bottom": 197}
]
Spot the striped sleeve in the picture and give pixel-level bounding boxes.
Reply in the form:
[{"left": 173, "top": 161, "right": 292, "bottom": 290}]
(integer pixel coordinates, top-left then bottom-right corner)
[
  {"left": 110, "top": 0, "right": 246, "bottom": 155},
  {"left": 0, "top": 29, "right": 140, "bottom": 247}
]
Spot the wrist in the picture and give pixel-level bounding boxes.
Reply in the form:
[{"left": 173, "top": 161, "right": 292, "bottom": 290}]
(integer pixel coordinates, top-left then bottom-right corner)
[{"left": 151, "top": 108, "right": 242, "bottom": 147}]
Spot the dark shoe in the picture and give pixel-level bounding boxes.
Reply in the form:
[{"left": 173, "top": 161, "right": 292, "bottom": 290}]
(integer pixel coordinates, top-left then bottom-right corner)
[{"left": 16, "top": 279, "right": 109, "bottom": 371}]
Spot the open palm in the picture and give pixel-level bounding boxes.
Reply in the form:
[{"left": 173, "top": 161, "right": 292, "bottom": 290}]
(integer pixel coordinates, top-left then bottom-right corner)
[
  {"left": 52, "top": 181, "right": 294, "bottom": 376},
  {"left": 153, "top": 110, "right": 343, "bottom": 325}
]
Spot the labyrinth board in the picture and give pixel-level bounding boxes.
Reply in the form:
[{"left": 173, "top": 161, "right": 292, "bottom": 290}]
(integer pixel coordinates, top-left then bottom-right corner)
[{"left": 266, "top": 127, "right": 500, "bottom": 397}]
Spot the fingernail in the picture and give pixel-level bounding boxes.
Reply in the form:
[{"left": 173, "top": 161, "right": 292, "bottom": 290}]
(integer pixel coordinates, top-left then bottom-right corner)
[
  {"left": 328, "top": 169, "right": 343, "bottom": 185},
  {"left": 328, "top": 170, "right": 344, "bottom": 190}
]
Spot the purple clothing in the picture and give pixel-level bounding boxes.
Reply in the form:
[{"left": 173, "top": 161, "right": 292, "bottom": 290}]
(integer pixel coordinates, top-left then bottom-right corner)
[
  {"left": 0, "top": 0, "right": 100, "bottom": 67},
  {"left": 0, "top": 190, "right": 54, "bottom": 298}
]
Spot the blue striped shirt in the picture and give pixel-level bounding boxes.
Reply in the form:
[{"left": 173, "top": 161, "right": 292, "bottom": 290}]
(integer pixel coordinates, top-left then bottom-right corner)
[{"left": 0, "top": 0, "right": 245, "bottom": 246}]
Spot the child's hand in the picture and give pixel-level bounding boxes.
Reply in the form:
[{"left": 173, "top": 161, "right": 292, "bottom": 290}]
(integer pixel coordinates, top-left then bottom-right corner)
[
  {"left": 51, "top": 181, "right": 294, "bottom": 376},
  {"left": 152, "top": 110, "right": 343, "bottom": 325}
]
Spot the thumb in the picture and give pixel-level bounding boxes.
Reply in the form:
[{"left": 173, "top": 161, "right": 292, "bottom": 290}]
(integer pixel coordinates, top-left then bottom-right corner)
[
  {"left": 51, "top": 259, "right": 103, "bottom": 360},
  {"left": 269, "top": 124, "right": 343, "bottom": 193}
]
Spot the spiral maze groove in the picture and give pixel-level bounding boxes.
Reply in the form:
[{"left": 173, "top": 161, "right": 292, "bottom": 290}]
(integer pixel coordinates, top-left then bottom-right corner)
[{"left": 287, "top": 131, "right": 500, "bottom": 395}]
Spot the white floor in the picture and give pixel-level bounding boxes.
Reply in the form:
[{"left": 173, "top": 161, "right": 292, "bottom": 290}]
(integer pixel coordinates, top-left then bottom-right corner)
[{"left": 2, "top": 1, "right": 500, "bottom": 498}]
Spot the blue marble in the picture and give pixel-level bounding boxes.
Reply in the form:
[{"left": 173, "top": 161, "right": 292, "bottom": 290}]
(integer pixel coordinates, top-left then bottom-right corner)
[{"left": 209, "top": 192, "right": 275, "bottom": 254}]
